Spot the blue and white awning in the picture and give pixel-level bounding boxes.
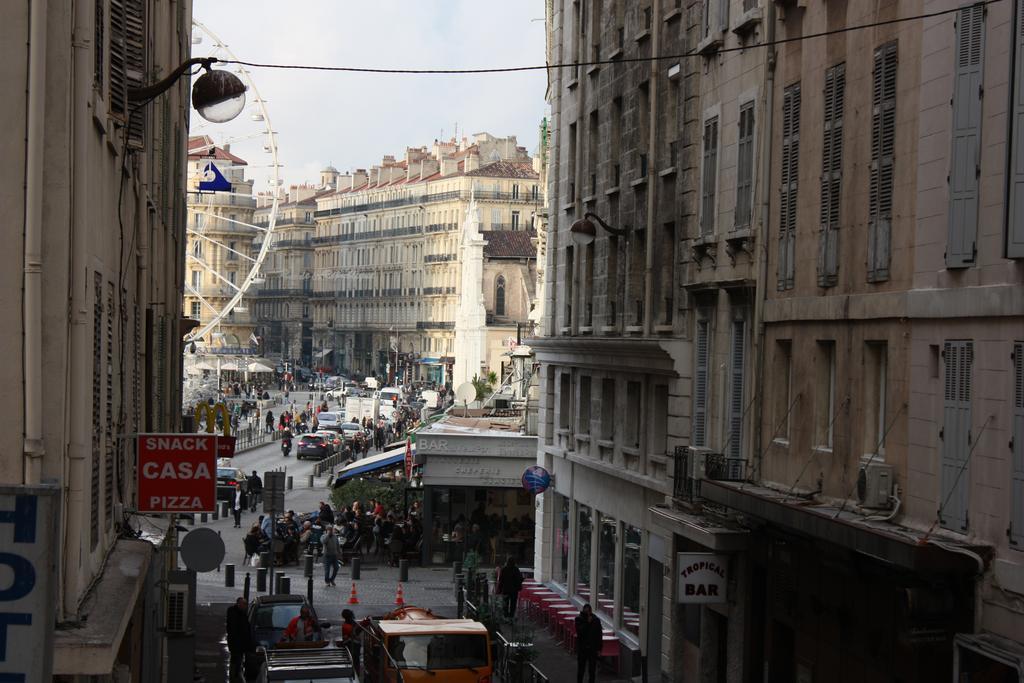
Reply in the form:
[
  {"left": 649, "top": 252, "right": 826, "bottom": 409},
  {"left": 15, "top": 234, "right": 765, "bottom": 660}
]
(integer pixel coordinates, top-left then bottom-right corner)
[{"left": 335, "top": 445, "right": 406, "bottom": 482}]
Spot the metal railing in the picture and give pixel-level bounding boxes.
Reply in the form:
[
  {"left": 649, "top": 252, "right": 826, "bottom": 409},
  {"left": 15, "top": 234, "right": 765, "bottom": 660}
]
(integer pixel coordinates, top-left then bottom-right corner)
[
  {"left": 314, "top": 188, "right": 537, "bottom": 219},
  {"left": 494, "top": 630, "right": 549, "bottom": 683},
  {"left": 313, "top": 451, "right": 348, "bottom": 478},
  {"left": 423, "top": 253, "right": 456, "bottom": 263},
  {"left": 416, "top": 321, "right": 454, "bottom": 330},
  {"left": 673, "top": 446, "right": 746, "bottom": 503}
]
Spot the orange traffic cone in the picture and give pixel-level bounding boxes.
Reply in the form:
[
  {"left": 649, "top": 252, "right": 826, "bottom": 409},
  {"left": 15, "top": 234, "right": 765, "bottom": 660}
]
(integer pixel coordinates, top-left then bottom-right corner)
[
  {"left": 394, "top": 582, "right": 405, "bottom": 606},
  {"left": 348, "top": 582, "right": 360, "bottom": 605}
]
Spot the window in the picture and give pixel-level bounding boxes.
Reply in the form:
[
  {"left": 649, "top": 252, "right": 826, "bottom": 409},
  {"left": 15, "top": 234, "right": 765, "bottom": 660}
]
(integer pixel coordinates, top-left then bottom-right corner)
[
  {"left": 559, "top": 372, "right": 572, "bottom": 430},
  {"left": 775, "top": 340, "right": 793, "bottom": 441},
  {"left": 815, "top": 341, "right": 836, "bottom": 449},
  {"left": 868, "top": 42, "right": 897, "bottom": 282},
  {"left": 728, "top": 320, "right": 746, "bottom": 459},
  {"left": 511, "top": 211, "right": 520, "bottom": 230},
  {"left": 622, "top": 524, "right": 641, "bottom": 635},
  {"left": 227, "top": 240, "right": 238, "bottom": 261},
  {"left": 194, "top": 213, "right": 204, "bottom": 228},
  {"left": 694, "top": 318, "right": 710, "bottom": 447},
  {"left": 190, "top": 270, "right": 200, "bottom": 290},
  {"left": 819, "top": 64, "right": 845, "bottom": 287},
  {"left": 1009, "top": 0, "right": 1024, "bottom": 257},
  {"left": 626, "top": 382, "right": 641, "bottom": 449},
  {"left": 578, "top": 376, "right": 592, "bottom": 434},
  {"left": 940, "top": 340, "right": 973, "bottom": 532},
  {"left": 555, "top": 495, "right": 570, "bottom": 585},
  {"left": 568, "top": 122, "right": 578, "bottom": 201},
  {"left": 190, "top": 301, "right": 201, "bottom": 318},
  {"left": 576, "top": 504, "right": 593, "bottom": 599},
  {"left": 863, "top": 342, "right": 888, "bottom": 458},
  {"left": 600, "top": 378, "right": 615, "bottom": 441},
  {"left": 229, "top": 271, "right": 236, "bottom": 286},
  {"left": 1011, "top": 342, "right": 1024, "bottom": 547},
  {"left": 701, "top": 116, "right": 719, "bottom": 236},
  {"left": 657, "top": 222, "right": 675, "bottom": 324},
  {"left": 947, "top": 6, "right": 984, "bottom": 267},
  {"left": 192, "top": 240, "right": 203, "bottom": 257},
  {"left": 779, "top": 83, "right": 800, "bottom": 290},
  {"left": 596, "top": 514, "right": 617, "bottom": 617},
  {"left": 735, "top": 102, "right": 756, "bottom": 229},
  {"left": 564, "top": 245, "right": 574, "bottom": 330},
  {"left": 492, "top": 208, "right": 501, "bottom": 227},
  {"left": 582, "top": 242, "right": 594, "bottom": 326},
  {"left": 651, "top": 385, "right": 668, "bottom": 456},
  {"left": 494, "top": 276, "right": 506, "bottom": 317}
]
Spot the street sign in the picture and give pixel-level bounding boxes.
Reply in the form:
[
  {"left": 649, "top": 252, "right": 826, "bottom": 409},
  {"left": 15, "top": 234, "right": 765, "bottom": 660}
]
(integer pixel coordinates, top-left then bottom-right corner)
[
  {"left": 263, "top": 471, "right": 286, "bottom": 513},
  {"left": 137, "top": 434, "right": 218, "bottom": 513},
  {"left": 217, "top": 435, "right": 236, "bottom": 458},
  {"left": 0, "top": 485, "right": 59, "bottom": 682},
  {"left": 676, "top": 552, "right": 728, "bottom": 604},
  {"left": 198, "top": 161, "right": 231, "bottom": 191}
]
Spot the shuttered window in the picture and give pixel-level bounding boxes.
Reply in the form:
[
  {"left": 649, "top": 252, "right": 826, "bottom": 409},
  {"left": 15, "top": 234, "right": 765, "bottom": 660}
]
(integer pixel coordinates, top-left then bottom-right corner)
[
  {"left": 125, "top": 0, "right": 146, "bottom": 147},
  {"left": 778, "top": 83, "right": 800, "bottom": 290},
  {"left": 701, "top": 116, "right": 719, "bottom": 236},
  {"left": 940, "top": 340, "right": 973, "bottom": 533},
  {"left": 1011, "top": 342, "right": 1024, "bottom": 547},
  {"left": 735, "top": 102, "right": 756, "bottom": 229},
  {"left": 91, "top": 273, "right": 103, "bottom": 549},
  {"left": 868, "top": 42, "right": 897, "bottom": 282},
  {"left": 728, "top": 320, "right": 746, "bottom": 459},
  {"left": 1007, "top": 0, "right": 1024, "bottom": 257},
  {"left": 94, "top": 0, "right": 105, "bottom": 88},
  {"left": 108, "top": 0, "right": 127, "bottom": 119},
  {"left": 819, "top": 63, "right": 845, "bottom": 288},
  {"left": 105, "top": 283, "right": 115, "bottom": 528},
  {"left": 948, "top": 5, "right": 985, "bottom": 267},
  {"left": 694, "top": 319, "right": 710, "bottom": 447}
]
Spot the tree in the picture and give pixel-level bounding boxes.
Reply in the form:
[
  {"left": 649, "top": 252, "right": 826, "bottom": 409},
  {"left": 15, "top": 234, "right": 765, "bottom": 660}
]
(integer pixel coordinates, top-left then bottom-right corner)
[
  {"left": 330, "top": 477, "right": 404, "bottom": 514},
  {"left": 472, "top": 371, "right": 499, "bottom": 402}
]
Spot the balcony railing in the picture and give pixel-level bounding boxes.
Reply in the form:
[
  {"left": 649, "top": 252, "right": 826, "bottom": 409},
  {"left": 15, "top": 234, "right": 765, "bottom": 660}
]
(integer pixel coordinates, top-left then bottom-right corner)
[
  {"left": 422, "top": 287, "right": 456, "bottom": 295},
  {"left": 424, "top": 222, "right": 459, "bottom": 233},
  {"left": 188, "top": 191, "right": 257, "bottom": 208},
  {"left": 416, "top": 321, "right": 454, "bottom": 330},
  {"left": 672, "top": 446, "right": 746, "bottom": 503},
  {"left": 424, "top": 253, "right": 456, "bottom": 263},
  {"left": 311, "top": 224, "right": 423, "bottom": 246},
  {"left": 272, "top": 237, "right": 314, "bottom": 248},
  {"left": 255, "top": 287, "right": 311, "bottom": 297},
  {"left": 313, "top": 188, "right": 539, "bottom": 219}
]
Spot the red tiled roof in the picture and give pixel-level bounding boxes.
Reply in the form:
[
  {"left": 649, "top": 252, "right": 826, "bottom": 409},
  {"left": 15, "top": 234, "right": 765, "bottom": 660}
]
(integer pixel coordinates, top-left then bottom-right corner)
[
  {"left": 482, "top": 229, "right": 536, "bottom": 259},
  {"left": 466, "top": 160, "right": 538, "bottom": 179},
  {"left": 187, "top": 135, "right": 248, "bottom": 165}
]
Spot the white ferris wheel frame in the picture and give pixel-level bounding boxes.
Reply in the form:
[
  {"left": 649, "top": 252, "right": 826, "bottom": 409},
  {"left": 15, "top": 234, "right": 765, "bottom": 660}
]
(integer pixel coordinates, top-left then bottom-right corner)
[{"left": 184, "top": 19, "right": 280, "bottom": 344}]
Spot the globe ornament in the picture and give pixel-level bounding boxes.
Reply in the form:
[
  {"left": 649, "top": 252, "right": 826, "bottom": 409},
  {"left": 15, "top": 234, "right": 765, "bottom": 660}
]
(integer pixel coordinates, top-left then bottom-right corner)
[{"left": 521, "top": 465, "right": 551, "bottom": 494}]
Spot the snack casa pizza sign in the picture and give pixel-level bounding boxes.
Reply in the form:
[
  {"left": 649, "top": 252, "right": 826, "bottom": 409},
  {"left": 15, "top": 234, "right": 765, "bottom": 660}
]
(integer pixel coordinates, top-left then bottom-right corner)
[
  {"left": 137, "top": 434, "right": 218, "bottom": 513},
  {"left": 676, "top": 553, "right": 729, "bottom": 604}
]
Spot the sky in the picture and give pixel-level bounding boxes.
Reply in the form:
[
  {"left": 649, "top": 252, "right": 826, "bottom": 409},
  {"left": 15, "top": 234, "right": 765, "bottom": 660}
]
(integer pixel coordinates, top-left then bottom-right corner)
[{"left": 191, "top": 0, "right": 549, "bottom": 193}]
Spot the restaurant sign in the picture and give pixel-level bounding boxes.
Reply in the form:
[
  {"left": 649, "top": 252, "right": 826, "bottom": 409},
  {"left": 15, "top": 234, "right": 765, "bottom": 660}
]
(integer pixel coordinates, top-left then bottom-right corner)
[{"left": 676, "top": 552, "right": 728, "bottom": 604}]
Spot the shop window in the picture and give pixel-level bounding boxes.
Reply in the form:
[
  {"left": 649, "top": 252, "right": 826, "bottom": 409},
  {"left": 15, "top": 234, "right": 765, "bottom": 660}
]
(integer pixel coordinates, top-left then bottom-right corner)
[
  {"left": 622, "top": 524, "right": 641, "bottom": 635},
  {"left": 555, "top": 495, "right": 570, "bottom": 586},
  {"left": 596, "top": 514, "right": 618, "bottom": 618},
  {"left": 576, "top": 504, "right": 593, "bottom": 600}
]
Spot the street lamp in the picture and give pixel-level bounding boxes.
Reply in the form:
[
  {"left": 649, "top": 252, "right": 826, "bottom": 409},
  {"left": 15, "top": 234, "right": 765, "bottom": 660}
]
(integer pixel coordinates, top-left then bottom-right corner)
[
  {"left": 569, "top": 212, "right": 630, "bottom": 246},
  {"left": 128, "top": 57, "right": 246, "bottom": 124}
]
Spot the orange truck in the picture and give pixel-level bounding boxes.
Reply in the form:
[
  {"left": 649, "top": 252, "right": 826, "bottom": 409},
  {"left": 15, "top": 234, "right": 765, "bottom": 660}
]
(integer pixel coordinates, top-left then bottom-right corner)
[{"left": 360, "top": 606, "right": 493, "bottom": 683}]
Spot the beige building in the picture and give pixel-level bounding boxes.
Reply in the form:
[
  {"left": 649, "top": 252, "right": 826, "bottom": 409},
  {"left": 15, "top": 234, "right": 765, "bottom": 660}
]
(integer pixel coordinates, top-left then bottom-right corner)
[
  {"left": 184, "top": 136, "right": 258, "bottom": 350},
  {"left": 540, "top": 1, "right": 1024, "bottom": 682},
  {"left": 312, "top": 133, "right": 541, "bottom": 383},
  {"left": 252, "top": 183, "right": 319, "bottom": 365},
  {"left": 0, "top": 1, "right": 193, "bottom": 680}
]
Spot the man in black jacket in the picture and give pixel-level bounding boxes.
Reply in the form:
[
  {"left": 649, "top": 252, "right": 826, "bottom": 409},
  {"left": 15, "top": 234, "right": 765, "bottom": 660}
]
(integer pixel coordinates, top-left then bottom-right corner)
[
  {"left": 574, "top": 603, "right": 603, "bottom": 683},
  {"left": 247, "top": 471, "right": 262, "bottom": 512},
  {"left": 225, "top": 597, "right": 253, "bottom": 682},
  {"left": 497, "top": 557, "right": 524, "bottom": 619}
]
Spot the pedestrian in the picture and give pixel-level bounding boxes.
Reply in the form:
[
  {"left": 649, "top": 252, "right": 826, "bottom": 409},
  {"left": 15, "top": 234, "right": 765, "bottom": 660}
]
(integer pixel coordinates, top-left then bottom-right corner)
[
  {"left": 225, "top": 597, "right": 253, "bottom": 682},
  {"left": 247, "top": 471, "right": 262, "bottom": 513},
  {"left": 322, "top": 526, "right": 340, "bottom": 586},
  {"left": 232, "top": 486, "right": 246, "bottom": 528},
  {"left": 243, "top": 523, "right": 261, "bottom": 566},
  {"left": 574, "top": 604, "right": 603, "bottom": 683},
  {"left": 282, "top": 606, "right": 318, "bottom": 643},
  {"left": 265, "top": 410, "right": 274, "bottom": 434},
  {"left": 341, "top": 609, "right": 361, "bottom": 673},
  {"left": 497, "top": 556, "right": 524, "bottom": 620}
]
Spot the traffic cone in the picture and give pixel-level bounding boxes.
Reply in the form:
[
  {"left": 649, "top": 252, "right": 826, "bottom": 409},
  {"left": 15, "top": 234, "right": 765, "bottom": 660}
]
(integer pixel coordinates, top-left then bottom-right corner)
[
  {"left": 348, "top": 582, "right": 360, "bottom": 605},
  {"left": 394, "top": 582, "right": 405, "bottom": 606}
]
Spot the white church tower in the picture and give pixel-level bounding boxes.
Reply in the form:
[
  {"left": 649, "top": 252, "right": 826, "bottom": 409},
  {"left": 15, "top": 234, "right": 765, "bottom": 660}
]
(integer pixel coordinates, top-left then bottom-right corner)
[{"left": 452, "top": 190, "right": 487, "bottom": 390}]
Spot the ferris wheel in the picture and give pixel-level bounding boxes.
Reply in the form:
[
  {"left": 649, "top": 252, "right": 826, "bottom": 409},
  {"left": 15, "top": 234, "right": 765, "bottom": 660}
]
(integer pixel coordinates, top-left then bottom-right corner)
[{"left": 184, "top": 19, "right": 280, "bottom": 345}]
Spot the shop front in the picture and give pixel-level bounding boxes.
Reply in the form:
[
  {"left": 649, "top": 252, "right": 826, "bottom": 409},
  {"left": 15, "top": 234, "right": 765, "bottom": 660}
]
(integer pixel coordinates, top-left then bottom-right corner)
[{"left": 416, "top": 423, "right": 537, "bottom": 567}]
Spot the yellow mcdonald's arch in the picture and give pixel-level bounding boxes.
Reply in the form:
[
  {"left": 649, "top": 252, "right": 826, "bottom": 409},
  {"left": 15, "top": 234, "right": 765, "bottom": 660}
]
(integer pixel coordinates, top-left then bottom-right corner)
[{"left": 194, "top": 402, "right": 231, "bottom": 437}]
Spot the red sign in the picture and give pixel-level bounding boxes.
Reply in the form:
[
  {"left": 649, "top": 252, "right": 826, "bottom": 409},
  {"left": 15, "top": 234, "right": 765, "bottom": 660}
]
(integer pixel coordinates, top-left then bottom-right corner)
[
  {"left": 137, "top": 434, "right": 218, "bottom": 513},
  {"left": 405, "top": 438, "right": 413, "bottom": 479},
  {"left": 217, "top": 435, "right": 236, "bottom": 458}
]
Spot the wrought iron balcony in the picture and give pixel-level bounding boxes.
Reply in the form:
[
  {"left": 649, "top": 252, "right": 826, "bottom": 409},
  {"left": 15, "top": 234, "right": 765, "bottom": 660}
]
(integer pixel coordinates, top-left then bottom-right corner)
[
  {"left": 672, "top": 446, "right": 746, "bottom": 504},
  {"left": 416, "top": 321, "right": 455, "bottom": 330}
]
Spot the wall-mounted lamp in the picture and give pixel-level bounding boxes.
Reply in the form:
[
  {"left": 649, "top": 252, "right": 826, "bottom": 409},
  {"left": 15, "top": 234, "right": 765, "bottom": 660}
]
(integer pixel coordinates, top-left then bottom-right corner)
[
  {"left": 128, "top": 57, "right": 246, "bottom": 124},
  {"left": 569, "top": 212, "right": 630, "bottom": 246}
]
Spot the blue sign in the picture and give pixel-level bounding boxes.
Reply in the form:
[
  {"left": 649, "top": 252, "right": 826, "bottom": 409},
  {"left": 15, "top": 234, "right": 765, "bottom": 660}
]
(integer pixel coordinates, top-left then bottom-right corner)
[
  {"left": 0, "top": 485, "right": 58, "bottom": 681},
  {"left": 521, "top": 466, "right": 551, "bottom": 494},
  {"left": 198, "top": 162, "right": 231, "bottom": 192}
]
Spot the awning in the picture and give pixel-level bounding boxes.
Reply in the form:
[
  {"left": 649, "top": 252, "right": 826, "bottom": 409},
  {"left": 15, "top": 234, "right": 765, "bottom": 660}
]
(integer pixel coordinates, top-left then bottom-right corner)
[
  {"left": 220, "top": 361, "right": 241, "bottom": 371},
  {"left": 315, "top": 349, "right": 334, "bottom": 358},
  {"left": 417, "top": 357, "right": 442, "bottom": 365},
  {"left": 335, "top": 445, "right": 407, "bottom": 482},
  {"left": 246, "top": 361, "right": 274, "bottom": 373}
]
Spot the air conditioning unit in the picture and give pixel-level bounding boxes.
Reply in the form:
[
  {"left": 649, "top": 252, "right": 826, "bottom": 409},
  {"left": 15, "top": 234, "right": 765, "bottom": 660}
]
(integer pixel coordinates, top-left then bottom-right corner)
[
  {"left": 857, "top": 462, "right": 893, "bottom": 509},
  {"left": 688, "top": 447, "right": 713, "bottom": 481},
  {"left": 166, "top": 583, "right": 190, "bottom": 633}
]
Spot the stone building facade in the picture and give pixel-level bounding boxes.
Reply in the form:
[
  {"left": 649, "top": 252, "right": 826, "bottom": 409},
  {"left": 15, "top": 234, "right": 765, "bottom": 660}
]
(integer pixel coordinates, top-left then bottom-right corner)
[
  {"left": 311, "top": 133, "right": 542, "bottom": 383},
  {"left": 539, "top": 1, "right": 1024, "bottom": 681}
]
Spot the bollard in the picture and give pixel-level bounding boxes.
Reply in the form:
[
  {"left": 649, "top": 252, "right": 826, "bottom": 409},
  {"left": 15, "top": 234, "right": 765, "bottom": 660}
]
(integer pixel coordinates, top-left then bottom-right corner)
[
  {"left": 287, "top": 476, "right": 293, "bottom": 490},
  {"left": 281, "top": 576, "right": 291, "bottom": 594},
  {"left": 453, "top": 561, "right": 463, "bottom": 583},
  {"left": 186, "top": 515, "right": 195, "bottom": 526},
  {"left": 256, "top": 568, "right": 267, "bottom": 592},
  {"left": 307, "top": 475, "right": 314, "bottom": 488},
  {"left": 304, "top": 553, "right": 314, "bottom": 578},
  {"left": 456, "top": 579, "right": 465, "bottom": 619},
  {"left": 212, "top": 506, "right": 219, "bottom": 521},
  {"left": 225, "top": 564, "right": 235, "bottom": 588},
  {"left": 307, "top": 577, "right": 314, "bottom": 606},
  {"left": 259, "top": 551, "right": 271, "bottom": 569},
  {"left": 351, "top": 557, "right": 361, "bottom": 581},
  {"left": 275, "top": 573, "right": 284, "bottom": 595},
  {"left": 244, "top": 573, "right": 251, "bottom": 601},
  {"left": 399, "top": 559, "right": 409, "bottom": 583},
  {"left": 221, "top": 501, "right": 229, "bottom": 518},
  {"left": 200, "top": 513, "right": 208, "bottom": 524}
]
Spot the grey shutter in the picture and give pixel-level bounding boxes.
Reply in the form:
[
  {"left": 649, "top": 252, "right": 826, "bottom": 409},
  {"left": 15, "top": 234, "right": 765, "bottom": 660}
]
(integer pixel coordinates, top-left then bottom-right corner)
[
  {"left": 869, "top": 42, "right": 897, "bottom": 282},
  {"left": 819, "top": 64, "right": 844, "bottom": 288},
  {"left": 125, "top": 0, "right": 146, "bottom": 147},
  {"left": 1011, "top": 342, "right": 1024, "bottom": 546},
  {"left": 718, "top": 0, "right": 730, "bottom": 34},
  {"left": 779, "top": 84, "right": 800, "bottom": 290},
  {"left": 91, "top": 272, "right": 103, "bottom": 549},
  {"left": 702, "top": 118, "right": 718, "bottom": 236},
  {"left": 736, "top": 103, "right": 755, "bottom": 228},
  {"left": 108, "top": 0, "right": 127, "bottom": 119},
  {"left": 694, "top": 320, "right": 709, "bottom": 447},
  {"left": 105, "top": 283, "right": 115, "bottom": 528},
  {"left": 1008, "top": 0, "right": 1024, "bottom": 257},
  {"left": 94, "top": 0, "right": 105, "bottom": 87},
  {"left": 728, "top": 320, "right": 745, "bottom": 460},
  {"left": 947, "top": 5, "right": 984, "bottom": 267},
  {"left": 940, "top": 340, "right": 972, "bottom": 532}
]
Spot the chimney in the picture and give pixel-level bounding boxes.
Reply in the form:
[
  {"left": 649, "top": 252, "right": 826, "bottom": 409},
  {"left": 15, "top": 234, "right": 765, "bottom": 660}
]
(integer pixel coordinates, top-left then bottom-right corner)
[
  {"left": 440, "top": 157, "right": 458, "bottom": 176},
  {"left": 464, "top": 151, "right": 480, "bottom": 173},
  {"left": 351, "top": 169, "right": 368, "bottom": 189}
]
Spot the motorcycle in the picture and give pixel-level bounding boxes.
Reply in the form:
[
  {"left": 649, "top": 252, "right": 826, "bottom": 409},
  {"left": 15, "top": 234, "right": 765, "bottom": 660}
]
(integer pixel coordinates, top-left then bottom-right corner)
[{"left": 281, "top": 438, "right": 292, "bottom": 457}]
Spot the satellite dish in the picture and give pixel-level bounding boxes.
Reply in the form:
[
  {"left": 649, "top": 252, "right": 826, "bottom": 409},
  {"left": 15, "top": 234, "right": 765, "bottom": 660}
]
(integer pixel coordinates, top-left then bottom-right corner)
[
  {"left": 179, "top": 527, "right": 226, "bottom": 572},
  {"left": 454, "top": 382, "right": 476, "bottom": 405}
]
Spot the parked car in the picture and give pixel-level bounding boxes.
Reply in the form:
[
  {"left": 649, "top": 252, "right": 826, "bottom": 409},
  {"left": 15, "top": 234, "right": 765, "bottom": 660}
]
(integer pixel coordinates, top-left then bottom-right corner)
[
  {"left": 339, "top": 422, "right": 363, "bottom": 442},
  {"left": 216, "top": 466, "right": 247, "bottom": 502},
  {"left": 296, "top": 434, "right": 331, "bottom": 460},
  {"left": 315, "top": 430, "right": 342, "bottom": 453},
  {"left": 247, "top": 595, "right": 328, "bottom": 649}
]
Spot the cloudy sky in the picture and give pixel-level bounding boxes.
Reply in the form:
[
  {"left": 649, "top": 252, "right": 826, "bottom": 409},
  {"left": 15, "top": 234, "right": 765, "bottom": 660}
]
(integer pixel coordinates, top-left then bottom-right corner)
[{"left": 191, "top": 0, "right": 549, "bottom": 192}]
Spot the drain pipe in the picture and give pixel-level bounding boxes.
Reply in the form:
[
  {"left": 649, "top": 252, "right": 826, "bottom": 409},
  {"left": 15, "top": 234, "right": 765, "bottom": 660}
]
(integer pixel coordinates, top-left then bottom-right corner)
[{"left": 23, "top": 0, "right": 49, "bottom": 485}]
